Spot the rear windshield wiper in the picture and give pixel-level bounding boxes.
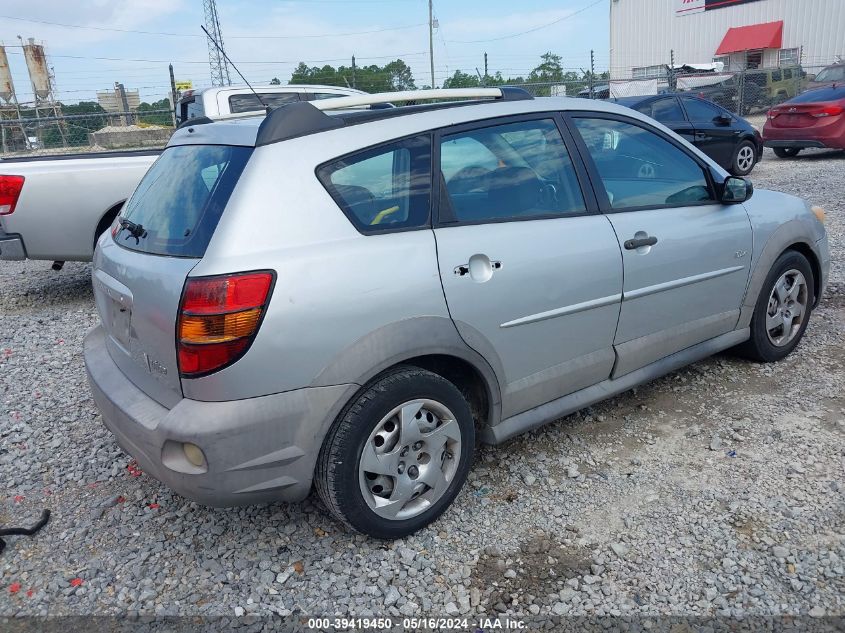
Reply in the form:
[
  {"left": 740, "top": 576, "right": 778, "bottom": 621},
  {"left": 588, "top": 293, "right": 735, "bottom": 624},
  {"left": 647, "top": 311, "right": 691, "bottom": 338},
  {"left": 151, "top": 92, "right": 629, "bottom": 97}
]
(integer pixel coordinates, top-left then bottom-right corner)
[{"left": 118, "top": 217, "right": 147, "bottom": 243}]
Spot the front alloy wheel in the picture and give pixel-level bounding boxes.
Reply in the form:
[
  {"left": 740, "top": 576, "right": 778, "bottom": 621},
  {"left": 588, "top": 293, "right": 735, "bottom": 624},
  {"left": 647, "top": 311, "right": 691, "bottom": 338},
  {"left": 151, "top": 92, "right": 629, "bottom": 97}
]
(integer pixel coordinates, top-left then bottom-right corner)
[
  {"left": 735, "top": 250, "right": 814, "bottom": 363},
  {"left": 765, "top": 269, "right": 809, "bottom": 347}
]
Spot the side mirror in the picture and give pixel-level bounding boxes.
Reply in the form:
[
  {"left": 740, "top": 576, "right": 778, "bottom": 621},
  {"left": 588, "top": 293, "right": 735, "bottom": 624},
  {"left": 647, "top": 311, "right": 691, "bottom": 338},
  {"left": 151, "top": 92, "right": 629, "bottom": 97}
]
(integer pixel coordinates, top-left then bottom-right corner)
[
  {"left": 714, "top": 113, "right": 732, "bottom": 125},
  {"left": 722, "top": 176, "right": 753, "bottom": 204}
]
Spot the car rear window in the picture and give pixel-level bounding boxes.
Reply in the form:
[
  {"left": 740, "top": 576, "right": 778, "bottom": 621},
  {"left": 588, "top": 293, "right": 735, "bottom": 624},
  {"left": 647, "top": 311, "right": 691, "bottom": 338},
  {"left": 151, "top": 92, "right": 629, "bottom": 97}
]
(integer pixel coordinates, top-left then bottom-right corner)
[
  {"left": 115, "top": 144, "right": 252, "bottom": 257},
  {"left": 229, "top": 93, "right": 300, "bottom": 113},
  {"left": 788, "top": 86, "right": 845, "bottom": 103}
]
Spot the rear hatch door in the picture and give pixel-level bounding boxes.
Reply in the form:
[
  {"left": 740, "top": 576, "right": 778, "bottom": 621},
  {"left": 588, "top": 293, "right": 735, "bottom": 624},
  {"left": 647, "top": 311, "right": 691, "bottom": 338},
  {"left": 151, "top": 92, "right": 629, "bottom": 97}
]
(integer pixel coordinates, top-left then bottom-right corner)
[{"left": 93, "top": 143, "right": 253, "bottom": 407}]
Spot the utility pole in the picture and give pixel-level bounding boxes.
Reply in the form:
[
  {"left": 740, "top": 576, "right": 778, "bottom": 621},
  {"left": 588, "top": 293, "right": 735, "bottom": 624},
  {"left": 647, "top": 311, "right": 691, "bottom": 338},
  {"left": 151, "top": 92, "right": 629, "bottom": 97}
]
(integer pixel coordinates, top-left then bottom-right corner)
[
  {"left": 168, "top": 64, "right": 177, "bottom": 127},
  {"left": 115, "top": 82, "right": 132, "bottom": 126},
  {"left": 589, "top": 49, "right": 595, "bottom": 98},
  {"left": 484, "top": 52, "right": 488, "bottom": 81},
  {"left": 669, "top": 49, "right": 675, "bottom": 91},
  {"left": 428, "top": 0, "right": 435, "bottom": 88},
  {"left": 352, "top": 55, "right": 357, "bottom": 89},
  {"left": 203, "top": 0, "right": 231, "bottom": 86}
]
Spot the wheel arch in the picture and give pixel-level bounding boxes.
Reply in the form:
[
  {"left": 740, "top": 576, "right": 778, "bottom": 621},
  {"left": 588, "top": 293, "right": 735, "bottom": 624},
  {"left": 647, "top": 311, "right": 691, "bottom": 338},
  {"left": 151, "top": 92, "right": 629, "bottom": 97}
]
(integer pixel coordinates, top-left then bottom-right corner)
[
  {"left": 92, "top": 200, "right": 126, "bottom": 250},
  {"left": 740, "top": 233, "right": 823, "bottom": 328},
  {"left": 310, "top": 316, "right": 503, "bottom": 431}
]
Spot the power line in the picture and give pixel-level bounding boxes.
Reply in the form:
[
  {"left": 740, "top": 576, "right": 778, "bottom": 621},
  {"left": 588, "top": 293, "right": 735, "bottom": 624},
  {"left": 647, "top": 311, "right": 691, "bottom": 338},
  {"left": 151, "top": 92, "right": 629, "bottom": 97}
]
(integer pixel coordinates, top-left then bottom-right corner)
[
  {"left": 444, "top": 0, "right": 604, "bottom": 44},
  {"left": 0, "top": 13, "right": 426, "bottom": 39}
]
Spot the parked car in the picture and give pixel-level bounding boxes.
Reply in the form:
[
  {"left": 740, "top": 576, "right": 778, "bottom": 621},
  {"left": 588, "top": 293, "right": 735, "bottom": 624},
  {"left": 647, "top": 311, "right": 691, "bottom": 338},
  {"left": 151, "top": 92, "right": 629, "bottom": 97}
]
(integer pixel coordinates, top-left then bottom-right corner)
[
  {"left": 576, "top": 84, "right": 610, "bottom": 99},
  {"left": 742, "top": 66, "right": 803, "bottom": 113},
  {"left": 681, "top": 75, "right": 739, "bottom": 111},
  {"left": 613, "top": 94, "right": 763, "bottom": 175},
  {"left": 806, "top": 62, "right": 845, "bottom": 91},
  {"left": 763, "top": 85, "right": 845, "bottom": 158},
  {"left": 176, "top": 84, "right": 373, "bottom": 125},
  {"left": 85, "top": 88, "right": 829, "bottom": 539},
  {"left": 0, "top": 85, "right": 369, "bottom": 266}
]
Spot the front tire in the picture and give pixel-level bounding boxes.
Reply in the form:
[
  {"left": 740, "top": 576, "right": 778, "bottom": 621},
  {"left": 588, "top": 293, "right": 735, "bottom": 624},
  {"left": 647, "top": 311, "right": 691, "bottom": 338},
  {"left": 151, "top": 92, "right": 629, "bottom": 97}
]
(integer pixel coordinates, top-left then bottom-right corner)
[
  {"left": 736, "top": 250, "right": 814, "bottom": 362},
  {"left": 315, "top": 366, "right": 475, "bottom": 539},
  {"left": 731, "top": 140, "right": 757, "bottom": 176},
  {"left": 773, "top": 147, "right": 801, "bottom": 159}
]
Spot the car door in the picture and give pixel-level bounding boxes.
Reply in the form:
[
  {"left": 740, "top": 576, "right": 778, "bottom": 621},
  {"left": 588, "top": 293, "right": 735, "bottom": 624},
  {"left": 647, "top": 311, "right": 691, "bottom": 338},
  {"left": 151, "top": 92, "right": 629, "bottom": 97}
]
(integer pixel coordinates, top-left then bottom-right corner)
[
  {"left": 567, "top": 113, "right": 752, "bottom": 378},
  {"left": 680, "top": 96, "right": 740, "bottom": 167},
  {"left": 434, "top": 115, "right": 623, "bottom": 418},
  {"left": 634, "top": 96, "right": 696, "bottom": 144}
]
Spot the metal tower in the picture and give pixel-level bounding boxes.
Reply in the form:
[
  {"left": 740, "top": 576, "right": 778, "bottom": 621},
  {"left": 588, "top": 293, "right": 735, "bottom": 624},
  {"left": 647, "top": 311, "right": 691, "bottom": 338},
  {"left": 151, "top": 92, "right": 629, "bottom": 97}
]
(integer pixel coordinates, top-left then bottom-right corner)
[{"left": 203, "top": 0, "right": 231, "bottom": 86}]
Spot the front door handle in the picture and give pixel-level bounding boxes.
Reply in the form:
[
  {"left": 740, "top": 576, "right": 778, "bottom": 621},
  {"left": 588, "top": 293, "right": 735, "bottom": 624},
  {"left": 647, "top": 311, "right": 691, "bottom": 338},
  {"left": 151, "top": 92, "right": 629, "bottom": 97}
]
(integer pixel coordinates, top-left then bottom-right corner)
[{"left": 624, "top": 235, "right": 658, "bottom": 250}]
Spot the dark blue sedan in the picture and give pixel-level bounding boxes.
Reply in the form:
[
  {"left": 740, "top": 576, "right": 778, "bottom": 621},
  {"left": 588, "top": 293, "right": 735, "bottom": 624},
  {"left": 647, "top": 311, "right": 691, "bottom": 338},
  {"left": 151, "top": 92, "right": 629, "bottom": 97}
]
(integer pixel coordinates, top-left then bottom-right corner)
[{"left": 613, "top": 94, "right": 764, "bottom": 176}]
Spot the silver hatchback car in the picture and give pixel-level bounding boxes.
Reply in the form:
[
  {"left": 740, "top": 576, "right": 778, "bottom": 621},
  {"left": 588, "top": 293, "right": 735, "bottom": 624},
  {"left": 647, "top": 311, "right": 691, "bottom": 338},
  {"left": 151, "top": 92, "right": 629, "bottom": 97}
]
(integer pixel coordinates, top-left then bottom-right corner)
[{"left": 85, "top": 88, "right": 829, "bottom": 538}]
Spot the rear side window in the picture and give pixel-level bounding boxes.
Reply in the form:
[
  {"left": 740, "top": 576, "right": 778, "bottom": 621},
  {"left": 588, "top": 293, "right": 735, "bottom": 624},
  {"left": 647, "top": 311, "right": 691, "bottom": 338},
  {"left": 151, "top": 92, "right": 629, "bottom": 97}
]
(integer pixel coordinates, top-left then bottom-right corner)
[
  {"left": 228, "top": 92, "right": 300, "bottom": 113},
  {"left": 116, "top": 145, "right": 252, "bottom": 257},
  {"left": 681, "top": 97, "right": 724, "bottom": 122},
  {"left": 317, "top": 136, "right": 431, "bottom": 233},
  {"left": 636, "top": 98, "right": 685, "bottom": 123}
]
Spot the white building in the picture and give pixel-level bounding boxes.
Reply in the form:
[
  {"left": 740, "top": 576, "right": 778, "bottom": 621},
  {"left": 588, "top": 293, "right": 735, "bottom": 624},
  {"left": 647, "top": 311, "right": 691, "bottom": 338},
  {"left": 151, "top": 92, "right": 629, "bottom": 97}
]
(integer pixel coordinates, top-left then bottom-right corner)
[{"left": 610, "top": 0, "right": 845, "bottom": 78}]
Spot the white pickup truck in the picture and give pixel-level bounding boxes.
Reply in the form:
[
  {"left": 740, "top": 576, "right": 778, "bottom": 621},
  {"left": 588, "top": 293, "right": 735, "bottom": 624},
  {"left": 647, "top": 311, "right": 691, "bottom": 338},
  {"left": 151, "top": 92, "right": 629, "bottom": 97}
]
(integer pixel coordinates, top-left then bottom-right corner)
[{"left": 0, "top": 84, "right": 369, "bottom": 266}]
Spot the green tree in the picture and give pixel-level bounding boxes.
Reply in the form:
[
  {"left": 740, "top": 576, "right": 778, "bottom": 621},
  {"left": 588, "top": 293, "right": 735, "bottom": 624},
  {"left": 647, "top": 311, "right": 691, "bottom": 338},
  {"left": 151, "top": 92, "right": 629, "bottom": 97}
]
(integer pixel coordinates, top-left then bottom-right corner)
[
  {"left": 289, "top": 59, "right": 416, "bottom": 93},
  {"left": 442, "top": 69, "right": 481, "bottom": 89},
  {"left": 136, "top": 98, "right": 173, "bottom": 126},
  {"left": 269, "top": 77, "right": 281, "bottom": 85}
]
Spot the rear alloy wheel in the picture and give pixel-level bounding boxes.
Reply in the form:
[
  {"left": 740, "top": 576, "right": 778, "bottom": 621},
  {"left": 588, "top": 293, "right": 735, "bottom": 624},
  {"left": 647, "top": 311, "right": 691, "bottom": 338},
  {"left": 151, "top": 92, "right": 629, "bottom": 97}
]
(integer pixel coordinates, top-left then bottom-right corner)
[
  {"left": 731, "top": 141, "right": 757, "bottom": 176},
  {"left": 316, "top": 366, "right": 474, "bottom": 539},
  {"left": 773, "top": 147, "right": 802, "bottom": 159},
  {"left": 735, "top": 250, "right": 814, "bottom": 363}
]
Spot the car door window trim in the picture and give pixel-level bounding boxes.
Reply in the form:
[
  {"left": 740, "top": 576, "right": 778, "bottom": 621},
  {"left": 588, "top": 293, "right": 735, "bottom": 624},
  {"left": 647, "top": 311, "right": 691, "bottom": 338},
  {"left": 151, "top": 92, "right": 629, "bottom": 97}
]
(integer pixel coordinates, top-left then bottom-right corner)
[{"left": 561, "top": 111, "right": 722, "bottom": 214}]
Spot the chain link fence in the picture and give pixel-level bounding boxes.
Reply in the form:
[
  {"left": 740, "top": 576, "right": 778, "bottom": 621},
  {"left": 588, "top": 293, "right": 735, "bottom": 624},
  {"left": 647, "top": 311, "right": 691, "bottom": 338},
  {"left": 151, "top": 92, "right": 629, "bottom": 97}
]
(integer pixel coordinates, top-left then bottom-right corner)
[
  {"left": 606, "top": 61, "right": 841, "bottom": 117},
  {"left": 0, "top": 109, "right": 173, "bottom": 158}
]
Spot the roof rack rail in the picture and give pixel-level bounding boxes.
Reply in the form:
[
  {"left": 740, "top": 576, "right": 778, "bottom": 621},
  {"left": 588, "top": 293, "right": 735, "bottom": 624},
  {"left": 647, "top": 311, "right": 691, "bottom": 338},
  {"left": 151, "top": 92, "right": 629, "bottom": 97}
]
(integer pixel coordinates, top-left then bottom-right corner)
[
  {"left": 312, "top": 87, "right": 532, "bottom": 112},
  {"left": 255, "top": 86, "right": 533, "bottom": 147}
]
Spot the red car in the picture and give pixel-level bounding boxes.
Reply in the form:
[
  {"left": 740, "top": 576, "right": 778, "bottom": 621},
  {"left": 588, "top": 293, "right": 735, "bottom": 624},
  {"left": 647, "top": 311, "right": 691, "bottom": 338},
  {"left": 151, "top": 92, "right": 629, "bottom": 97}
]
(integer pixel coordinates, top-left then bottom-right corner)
[{"left": 763, "top": 85, "right": 845, "bottom": 158}]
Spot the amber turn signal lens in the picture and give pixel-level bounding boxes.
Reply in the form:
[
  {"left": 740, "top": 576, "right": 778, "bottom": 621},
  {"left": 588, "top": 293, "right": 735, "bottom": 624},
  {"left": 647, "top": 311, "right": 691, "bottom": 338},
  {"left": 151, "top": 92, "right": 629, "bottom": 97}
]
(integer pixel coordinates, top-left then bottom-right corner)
[
  {"left": 179, "top": 308, "right": 262, "bottom": 344},
  {"left": 811, "top": 206, "right": 826, "bottom": 224}
]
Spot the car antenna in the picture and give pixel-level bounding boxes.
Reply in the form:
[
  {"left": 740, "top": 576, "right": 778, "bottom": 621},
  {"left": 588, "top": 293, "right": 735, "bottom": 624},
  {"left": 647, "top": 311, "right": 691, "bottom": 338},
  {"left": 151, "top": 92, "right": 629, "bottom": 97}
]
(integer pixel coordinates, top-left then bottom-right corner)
[{"left": 200, "top": 24, "right": 270, "bottom": 114}]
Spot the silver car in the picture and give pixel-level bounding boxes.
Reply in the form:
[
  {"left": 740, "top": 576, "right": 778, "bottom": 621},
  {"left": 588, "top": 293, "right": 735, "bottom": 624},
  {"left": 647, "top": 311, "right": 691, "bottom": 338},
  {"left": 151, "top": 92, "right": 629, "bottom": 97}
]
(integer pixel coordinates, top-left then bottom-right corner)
[{"left": 84, "top": 88, "right": 830, "bottom": 539}]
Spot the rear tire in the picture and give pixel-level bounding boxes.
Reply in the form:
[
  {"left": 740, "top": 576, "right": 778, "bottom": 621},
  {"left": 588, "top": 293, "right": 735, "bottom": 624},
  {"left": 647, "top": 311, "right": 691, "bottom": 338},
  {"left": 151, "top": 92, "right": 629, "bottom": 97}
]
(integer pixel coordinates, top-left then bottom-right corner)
[
  {"left": 730, "top": 140, "right": 757, "bottom": 176},
  {"left": 315, "top": 366, "right": 475, "bottom": 539},
  {"left": 735, "top": 250, "right": 814, "bottom": 363},
  {"left": 773, "top": 147, "right": 801, "bottom": 159}
]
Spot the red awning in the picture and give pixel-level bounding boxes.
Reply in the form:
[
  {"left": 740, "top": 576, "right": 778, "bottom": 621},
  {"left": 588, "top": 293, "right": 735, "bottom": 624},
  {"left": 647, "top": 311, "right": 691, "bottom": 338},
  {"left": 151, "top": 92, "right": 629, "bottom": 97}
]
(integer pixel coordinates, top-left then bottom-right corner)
[{"left": 716, "top": 20, "right": 783, "bottom": 55}]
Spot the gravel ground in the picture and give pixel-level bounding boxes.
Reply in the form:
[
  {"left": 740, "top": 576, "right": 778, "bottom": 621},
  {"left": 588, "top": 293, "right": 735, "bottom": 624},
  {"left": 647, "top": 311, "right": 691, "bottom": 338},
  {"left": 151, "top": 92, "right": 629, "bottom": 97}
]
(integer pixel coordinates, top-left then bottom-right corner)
[{"left": 1, "top": 148, "right": 843, "bottom": 622}]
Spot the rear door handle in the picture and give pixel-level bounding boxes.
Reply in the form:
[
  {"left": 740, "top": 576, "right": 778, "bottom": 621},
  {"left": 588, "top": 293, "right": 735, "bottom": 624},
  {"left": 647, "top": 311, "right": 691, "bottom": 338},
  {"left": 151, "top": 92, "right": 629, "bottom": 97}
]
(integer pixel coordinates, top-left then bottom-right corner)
[{"left": 624, "top": 235, "right": 658, "bottom": 250}]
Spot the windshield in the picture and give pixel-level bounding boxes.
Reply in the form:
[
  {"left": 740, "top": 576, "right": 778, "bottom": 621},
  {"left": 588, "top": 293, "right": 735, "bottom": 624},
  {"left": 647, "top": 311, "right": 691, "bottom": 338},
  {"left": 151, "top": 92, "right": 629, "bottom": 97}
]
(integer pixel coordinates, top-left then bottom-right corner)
[
  {"left": 814, "top": 66, "right": 845, "bottom": 82},
  {"left": 115, "top": 144, "right": 252, "bottom": 258}
]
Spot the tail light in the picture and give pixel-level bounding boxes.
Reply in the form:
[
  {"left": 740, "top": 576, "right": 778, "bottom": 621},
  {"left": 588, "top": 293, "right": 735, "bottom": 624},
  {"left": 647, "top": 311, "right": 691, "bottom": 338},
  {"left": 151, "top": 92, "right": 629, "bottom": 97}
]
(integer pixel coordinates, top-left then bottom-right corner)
[
  {"left": 0, "top": 175, "right": 25, "bottom": 215},
  {"left": 177, "top": 271, "right": 275, "bottom": 377},
  {"left": 810, "top": 105, "right": 844, "bottom": 118}
]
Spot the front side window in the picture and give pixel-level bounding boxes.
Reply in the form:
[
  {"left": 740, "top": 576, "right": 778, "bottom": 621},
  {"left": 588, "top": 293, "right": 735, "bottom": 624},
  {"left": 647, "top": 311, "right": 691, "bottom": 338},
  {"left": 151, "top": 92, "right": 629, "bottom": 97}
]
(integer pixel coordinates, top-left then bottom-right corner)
[
  {"left": 573, "top": 117, "right": 714, "bottom": 210},
  {"left": 439, "top": 119, "right": 586, "bottom": 223},
  {"left": 814, "top": 66, "right": 845, "bottom": 83},
  {"left": 317, "top": 136, "right": 431, "bottom": 233},
  {"left": 681, "top": 97, "right": 724, "bottom": 123}
]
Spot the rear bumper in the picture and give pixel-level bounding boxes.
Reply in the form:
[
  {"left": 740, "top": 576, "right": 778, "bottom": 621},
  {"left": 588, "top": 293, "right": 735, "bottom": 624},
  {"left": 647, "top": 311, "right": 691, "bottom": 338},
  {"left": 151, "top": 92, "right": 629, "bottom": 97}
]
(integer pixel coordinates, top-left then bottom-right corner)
[
  {"left": 764, "top": 139, "right": 830, "bottom": 149},
  {"left": 84, "top": 324, "right": 357, "bottom": 507},
  {"left": 0, "top": 233, "right": 26, "bottom": 260}
]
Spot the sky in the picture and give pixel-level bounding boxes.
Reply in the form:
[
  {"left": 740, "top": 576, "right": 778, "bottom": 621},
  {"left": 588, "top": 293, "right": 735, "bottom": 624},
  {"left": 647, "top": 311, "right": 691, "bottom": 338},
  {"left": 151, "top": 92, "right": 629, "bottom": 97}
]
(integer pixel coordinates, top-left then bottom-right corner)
[{"left": 0, "top": 0, "right": 609, "bottom": 105}]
